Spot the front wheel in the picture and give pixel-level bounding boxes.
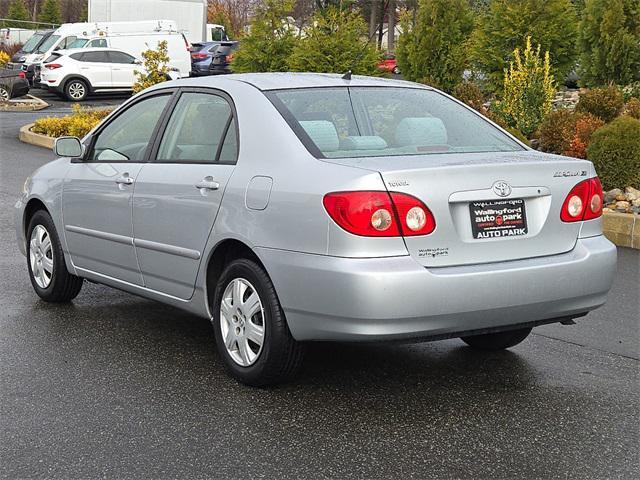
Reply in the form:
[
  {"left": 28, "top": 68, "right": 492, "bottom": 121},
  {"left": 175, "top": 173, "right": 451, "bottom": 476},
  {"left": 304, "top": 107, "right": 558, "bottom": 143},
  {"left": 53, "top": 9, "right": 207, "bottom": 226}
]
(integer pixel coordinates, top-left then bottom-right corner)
[
  {"left": 65, "top": 79, "right": 88, "bottom": 101},
  {"left": 461, "top": 327, "right": 532, "bottom": 350},
  {"left": 27, "top": 210, "right": 83, "bottom": 302},
  {"left": 212, "top": 258, "right": 304, "bottom": 386}
]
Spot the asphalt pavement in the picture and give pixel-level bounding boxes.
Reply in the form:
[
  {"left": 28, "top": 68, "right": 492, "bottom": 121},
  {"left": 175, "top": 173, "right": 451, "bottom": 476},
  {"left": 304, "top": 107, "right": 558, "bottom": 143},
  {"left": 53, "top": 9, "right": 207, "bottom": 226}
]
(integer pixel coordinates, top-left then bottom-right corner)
[{"left": 0, "top": 108, "right": 638, "bottom": 479}]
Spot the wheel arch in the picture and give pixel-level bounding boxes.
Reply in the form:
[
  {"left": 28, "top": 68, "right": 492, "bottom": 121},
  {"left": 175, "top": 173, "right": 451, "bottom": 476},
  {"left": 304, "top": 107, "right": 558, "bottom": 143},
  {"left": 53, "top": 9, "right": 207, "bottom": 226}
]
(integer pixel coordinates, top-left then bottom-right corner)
[
  {"left": 62, "top": 75, "right": 92, "bottom": 93},
  {"left": 205, "top": 238, "right": 268, "bottom": 310},
  {"left": 23, "top": 197, "right": 49, "bottom": 238}
]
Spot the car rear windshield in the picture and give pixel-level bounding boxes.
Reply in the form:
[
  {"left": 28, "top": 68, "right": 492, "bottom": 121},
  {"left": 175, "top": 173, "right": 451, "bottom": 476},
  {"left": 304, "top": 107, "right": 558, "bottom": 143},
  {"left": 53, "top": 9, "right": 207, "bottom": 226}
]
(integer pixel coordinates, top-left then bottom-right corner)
[{"left": 267, "top": 87, "right": 524, "bottom": 159}]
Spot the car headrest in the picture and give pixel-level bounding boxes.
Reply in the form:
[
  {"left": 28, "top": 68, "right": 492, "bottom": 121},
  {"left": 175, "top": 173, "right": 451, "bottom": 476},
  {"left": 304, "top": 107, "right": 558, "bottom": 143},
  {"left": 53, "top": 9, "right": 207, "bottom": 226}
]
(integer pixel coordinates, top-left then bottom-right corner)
[
  {"left": 342, "top": 136, "right": 388, "bottom": 150},
  {"left": 299, "top": 120, "right": 339, "bottom": 152},
  {"left": 395, "top": 117, "right": 448, "bottom": 147}
]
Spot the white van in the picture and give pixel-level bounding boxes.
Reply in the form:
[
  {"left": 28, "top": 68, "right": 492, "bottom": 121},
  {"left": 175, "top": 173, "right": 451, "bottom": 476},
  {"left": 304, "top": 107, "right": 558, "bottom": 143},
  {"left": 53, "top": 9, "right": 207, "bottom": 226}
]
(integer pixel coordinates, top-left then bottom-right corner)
[
  {"left": 66, "top": 32, "right": 191, "bottom": 78},
  {"left": 23, "top": 20, "right": 178, "bottom": 66}
]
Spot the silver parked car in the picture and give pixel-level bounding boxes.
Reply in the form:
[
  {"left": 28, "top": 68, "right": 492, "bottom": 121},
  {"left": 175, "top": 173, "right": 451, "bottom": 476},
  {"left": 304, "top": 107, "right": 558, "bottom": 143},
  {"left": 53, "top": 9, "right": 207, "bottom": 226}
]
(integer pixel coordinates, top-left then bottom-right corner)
[{"left": 15, "top": 73, "right": 617, "bottom": 385}]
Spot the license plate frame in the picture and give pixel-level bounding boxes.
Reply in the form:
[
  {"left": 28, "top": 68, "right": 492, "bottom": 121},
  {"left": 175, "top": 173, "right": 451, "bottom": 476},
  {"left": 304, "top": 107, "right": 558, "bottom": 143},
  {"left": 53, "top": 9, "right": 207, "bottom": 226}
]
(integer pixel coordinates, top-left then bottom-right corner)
[{"left": 469, "top": 198, "right": 528, "bottom": 239}]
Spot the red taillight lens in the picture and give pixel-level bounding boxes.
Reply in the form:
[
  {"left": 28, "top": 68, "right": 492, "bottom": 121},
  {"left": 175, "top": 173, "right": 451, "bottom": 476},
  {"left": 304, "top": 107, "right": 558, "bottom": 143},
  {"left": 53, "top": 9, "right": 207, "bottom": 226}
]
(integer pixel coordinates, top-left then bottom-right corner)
[
  {"left": 19, "top": 71, "right": 26, "bottom": 79},
  {"left": 560, "top": 177, "right": 603, "bottom": 222},
  {"left": 389, "top": 192, "right": 436, "bottom": 236},
  {"left": 191, "top": 52, "right": 207, "bottom": 60},
  {"left": 584, "top": 177, "right": 603, "bottom": 220},
  {"left": 323, "top": 191, "right": 401, "bottom": 237},
  {"left": 323, "top": 191, "right": 436, "bottom": 237},
  {"left": 44, "top": 63, "right": 62, "bottom": 70}
]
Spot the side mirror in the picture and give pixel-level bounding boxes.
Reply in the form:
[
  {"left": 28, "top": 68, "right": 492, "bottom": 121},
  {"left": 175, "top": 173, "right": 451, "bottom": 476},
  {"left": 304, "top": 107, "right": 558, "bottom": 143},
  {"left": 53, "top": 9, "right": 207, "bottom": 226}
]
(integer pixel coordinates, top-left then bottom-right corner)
[
  {"left": 134, "top": 60, "right": 143, "bottom": 65},
  {"left": 54, "top": 136, "right": 83, "bottom": 158}
]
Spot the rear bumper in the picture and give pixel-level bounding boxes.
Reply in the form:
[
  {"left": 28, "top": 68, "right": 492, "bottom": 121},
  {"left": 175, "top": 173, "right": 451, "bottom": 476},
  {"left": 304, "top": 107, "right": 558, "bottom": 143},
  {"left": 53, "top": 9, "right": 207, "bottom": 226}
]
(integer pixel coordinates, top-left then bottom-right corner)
[{"left": 256, "top": 235, "right": 617, "bottom": 341}]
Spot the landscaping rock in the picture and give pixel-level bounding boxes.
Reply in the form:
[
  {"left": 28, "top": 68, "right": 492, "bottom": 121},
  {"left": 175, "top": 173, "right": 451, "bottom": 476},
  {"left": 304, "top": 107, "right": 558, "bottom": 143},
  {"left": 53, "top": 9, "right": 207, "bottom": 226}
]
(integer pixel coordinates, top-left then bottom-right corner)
[
  {"left": 615, "top": 200, "right": 631, "bottom": 212},
  {"left": 624, "top": 186, "right": 640, "bottom": 201},
  {"left": 604, "top": 188, "right": 622, "bottom": 204}
]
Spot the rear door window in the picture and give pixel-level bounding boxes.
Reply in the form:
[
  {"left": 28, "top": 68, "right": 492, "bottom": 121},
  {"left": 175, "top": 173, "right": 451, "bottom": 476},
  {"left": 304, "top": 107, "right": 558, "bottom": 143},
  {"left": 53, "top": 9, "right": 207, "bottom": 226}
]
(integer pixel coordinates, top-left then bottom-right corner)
[
  {"left": 156, "top": 92, "right": 234, "bottom": 164},
  {"left": 81, "top": 51, "right": 111, "bottom": 63}
]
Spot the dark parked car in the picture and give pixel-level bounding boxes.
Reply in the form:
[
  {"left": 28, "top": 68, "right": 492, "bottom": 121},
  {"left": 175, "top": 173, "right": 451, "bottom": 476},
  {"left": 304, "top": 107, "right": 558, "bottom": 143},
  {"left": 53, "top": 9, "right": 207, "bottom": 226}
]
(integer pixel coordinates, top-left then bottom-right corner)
[
  {"left": 209, "top": 41, "right": 238, "bottom": 75},
  {"left": 190, "top": 41, "right": 222, "bottom": 76},
  {"left": 0, "top": 66, "right": 30, "bottom": 101}
]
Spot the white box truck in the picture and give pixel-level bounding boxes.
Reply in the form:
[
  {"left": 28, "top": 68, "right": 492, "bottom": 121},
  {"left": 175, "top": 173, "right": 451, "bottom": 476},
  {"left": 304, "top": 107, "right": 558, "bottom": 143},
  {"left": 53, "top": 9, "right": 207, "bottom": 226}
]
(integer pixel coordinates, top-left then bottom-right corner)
[{"left": 87, "top": 0, "right": 225, "bottom": 44}]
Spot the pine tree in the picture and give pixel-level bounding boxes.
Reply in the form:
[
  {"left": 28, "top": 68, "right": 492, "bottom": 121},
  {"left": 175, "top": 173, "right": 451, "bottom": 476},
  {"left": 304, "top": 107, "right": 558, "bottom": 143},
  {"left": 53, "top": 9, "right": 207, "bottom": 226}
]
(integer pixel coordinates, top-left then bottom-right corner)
[
  {"left": 578, "top": 0, "right": 640, "bottom": 86},
  {"left": 231, "top": 0, "right": 297, "bottom": 73},
  {"left": 287, "top": 6, "right": 380, "bottom": 75},
  {"left": 471, "top": 0, "right": 578, "bottom": 92},
  {"left": 38, "top": 0, "right": 62, "bottom": 26},
  {"left": 5, "top": 0, "right": 30, "bottom": 29},
  {"left": 396, "top": 0, "right": 474, "bottom": 92}
]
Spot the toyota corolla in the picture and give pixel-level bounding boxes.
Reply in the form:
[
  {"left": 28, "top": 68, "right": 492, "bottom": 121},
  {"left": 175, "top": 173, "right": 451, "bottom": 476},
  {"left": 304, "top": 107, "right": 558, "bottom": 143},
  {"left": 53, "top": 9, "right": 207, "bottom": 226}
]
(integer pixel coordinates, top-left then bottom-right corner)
[{"left": 15, "top": 73, "right": 617, "bottom": 386}]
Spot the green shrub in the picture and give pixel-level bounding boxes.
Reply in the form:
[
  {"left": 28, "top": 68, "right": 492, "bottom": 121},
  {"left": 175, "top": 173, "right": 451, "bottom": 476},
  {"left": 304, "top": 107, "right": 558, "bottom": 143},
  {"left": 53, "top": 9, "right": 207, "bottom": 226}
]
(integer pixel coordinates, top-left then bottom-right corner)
[
  {"left": 471, "top": 0, "right": 578, "bottom": 92},
  {"left": 287, "top": 6, "right": 380, "bottom": 76},
  {"left": 623, "top": 97, "right": 640, "bottom": 119},
  {"left": 32, "top": 104, "right": 112, "bottom": 138},
  {"left": 492, "top": 37, "right": 556, "bottom": 137},
  {"left": 133, "top": 41, "right": 170, "bottom": 94},
  {"left": 578, "top": 0, "right": 640, "bottom": 87},
  {"left": 231, "top": 0, "right": 296, "bottom": 73},
  {"left": 452, "top": 81, "right": 486, "bottom": 113},
  {"left": 575, "top": 86, "right": 625, "bottom": 122},
  {"left": 587, "top": 116, "right": 640, "bottom": 189},
  {"left": 536, "top": 109, "right": 578, "bottom": 154},
  {"left": 396, "top": 0, "right": 474, "bottom": 92}
]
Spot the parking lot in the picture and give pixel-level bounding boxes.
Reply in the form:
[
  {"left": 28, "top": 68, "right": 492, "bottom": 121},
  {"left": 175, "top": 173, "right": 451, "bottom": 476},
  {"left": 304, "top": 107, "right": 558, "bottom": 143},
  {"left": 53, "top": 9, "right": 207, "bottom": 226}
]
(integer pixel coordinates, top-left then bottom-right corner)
[{"left": 0, "top": 106, "right": 638, "bottom": 479}]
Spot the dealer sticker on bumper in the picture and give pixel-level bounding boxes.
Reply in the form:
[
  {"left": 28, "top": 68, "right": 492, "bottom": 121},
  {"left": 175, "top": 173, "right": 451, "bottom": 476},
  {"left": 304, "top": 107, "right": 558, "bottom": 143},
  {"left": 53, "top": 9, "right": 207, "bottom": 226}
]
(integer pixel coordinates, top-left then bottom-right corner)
[{"left": 470, "top": 199, "right": 528, "bottom": 239}]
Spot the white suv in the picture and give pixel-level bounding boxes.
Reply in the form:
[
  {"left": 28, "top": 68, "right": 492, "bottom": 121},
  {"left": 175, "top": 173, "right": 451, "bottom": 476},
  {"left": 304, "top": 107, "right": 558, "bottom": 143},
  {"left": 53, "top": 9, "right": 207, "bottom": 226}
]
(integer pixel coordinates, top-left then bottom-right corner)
[{"left": 40, "top": 48, "right": 150, "bottom": 101}]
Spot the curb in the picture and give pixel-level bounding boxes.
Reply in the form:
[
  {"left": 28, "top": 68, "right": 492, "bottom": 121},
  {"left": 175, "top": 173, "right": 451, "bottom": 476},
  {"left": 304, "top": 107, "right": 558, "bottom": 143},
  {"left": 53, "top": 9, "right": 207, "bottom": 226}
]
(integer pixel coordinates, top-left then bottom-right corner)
[
  {"left": 0, "top": 94, "right": 49, "bottom": 112},
  {"left": 603, "top": 211, "right": 640, "bottom": 249},
  {"left": 19, "top": 123, "right": 55, "bottom": 150}
]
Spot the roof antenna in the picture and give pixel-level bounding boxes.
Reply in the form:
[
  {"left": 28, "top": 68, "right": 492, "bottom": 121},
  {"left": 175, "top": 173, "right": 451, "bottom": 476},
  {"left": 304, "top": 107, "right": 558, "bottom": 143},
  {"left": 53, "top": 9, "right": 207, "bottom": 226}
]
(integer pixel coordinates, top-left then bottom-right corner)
[{"left": 342, "top": 70, "right": 352, "bottom": 81}]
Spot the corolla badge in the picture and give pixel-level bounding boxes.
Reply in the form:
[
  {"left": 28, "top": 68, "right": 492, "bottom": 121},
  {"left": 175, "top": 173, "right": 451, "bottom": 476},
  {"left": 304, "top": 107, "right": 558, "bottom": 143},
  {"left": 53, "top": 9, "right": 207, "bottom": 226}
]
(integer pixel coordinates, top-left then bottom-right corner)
[{"left": 492, "top": 180, "right": 512, "bottom": 197}]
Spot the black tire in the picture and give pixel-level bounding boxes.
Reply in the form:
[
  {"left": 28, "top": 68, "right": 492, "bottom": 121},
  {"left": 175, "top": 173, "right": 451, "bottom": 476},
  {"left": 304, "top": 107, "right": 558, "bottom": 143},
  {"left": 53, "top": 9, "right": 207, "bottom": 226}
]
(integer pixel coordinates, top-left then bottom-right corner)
[
  {"left": 461, "top": 327, "right": 532, "bottom": 350},
  {"left": 392, "top": 66, "right": 400, "bottom": 75},
  {"left": 26, "top": 210, "right": 83, "bottom": 302},
  {"left": 212, "top": 258, "right": 304, "bottom": 386},
  {"left": 64, "top": 78, "right": 88, "bottom": 102}
]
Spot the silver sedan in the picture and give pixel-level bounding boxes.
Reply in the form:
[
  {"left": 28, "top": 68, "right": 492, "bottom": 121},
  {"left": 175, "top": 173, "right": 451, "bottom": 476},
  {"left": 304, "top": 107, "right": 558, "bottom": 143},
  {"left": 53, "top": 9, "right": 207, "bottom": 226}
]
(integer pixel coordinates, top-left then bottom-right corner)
[{"left": 15, "top": 73, "right": 617, "bottom": 385}]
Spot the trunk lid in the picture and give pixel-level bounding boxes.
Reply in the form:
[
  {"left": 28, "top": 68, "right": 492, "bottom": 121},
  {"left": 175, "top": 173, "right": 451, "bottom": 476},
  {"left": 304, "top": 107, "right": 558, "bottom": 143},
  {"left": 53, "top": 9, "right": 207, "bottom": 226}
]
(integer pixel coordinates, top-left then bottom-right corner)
[{"left": 325, "top": 151, "right": 594, "bottom": 266}]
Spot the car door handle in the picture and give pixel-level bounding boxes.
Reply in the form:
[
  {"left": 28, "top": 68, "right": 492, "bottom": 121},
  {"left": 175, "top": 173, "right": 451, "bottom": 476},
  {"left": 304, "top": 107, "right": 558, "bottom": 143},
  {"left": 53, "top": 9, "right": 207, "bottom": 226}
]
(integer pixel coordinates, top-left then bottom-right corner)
[
  {"left": 115, "top": 174, "right": 134, "bottom": 185},
  {"left": 195, "top": 176, "right": 220, "bottom": 191}
]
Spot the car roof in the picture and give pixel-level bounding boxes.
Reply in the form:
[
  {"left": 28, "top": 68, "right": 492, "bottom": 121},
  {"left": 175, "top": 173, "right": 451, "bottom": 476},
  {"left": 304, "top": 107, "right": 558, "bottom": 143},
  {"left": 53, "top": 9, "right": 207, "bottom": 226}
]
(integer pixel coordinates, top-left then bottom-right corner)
[{"left": 174, "top": 72, "right": 430, "bottom": 91}]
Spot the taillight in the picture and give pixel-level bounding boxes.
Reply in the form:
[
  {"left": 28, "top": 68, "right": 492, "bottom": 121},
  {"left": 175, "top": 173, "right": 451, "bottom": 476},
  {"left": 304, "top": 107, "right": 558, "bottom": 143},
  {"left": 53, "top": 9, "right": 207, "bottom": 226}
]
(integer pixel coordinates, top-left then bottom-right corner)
[
  {"left": 323, "top": 191, "right": 436, "bottom": 237},
  {"left": 44, "top": 63, "right": 62, "bottom": 69},
  {"left": 560, "top": 177, "right": 603, "bottom": 222},
  {"left": 389, "top": 192, "right": 436, "bottom": 236},
  {"left": 191, "top": 52, "right": 207, "bottom": 60},
  {"left": 19, "top": 71, "right": 26, "bottom": 79}
]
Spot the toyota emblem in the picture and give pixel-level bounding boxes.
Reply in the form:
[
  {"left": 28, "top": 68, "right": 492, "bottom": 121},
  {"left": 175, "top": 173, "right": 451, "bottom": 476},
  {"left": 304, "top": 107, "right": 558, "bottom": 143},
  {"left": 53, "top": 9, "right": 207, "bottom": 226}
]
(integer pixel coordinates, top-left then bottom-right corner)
[{"left": 492, "top": 181, "right": 512, "bottom": 197}]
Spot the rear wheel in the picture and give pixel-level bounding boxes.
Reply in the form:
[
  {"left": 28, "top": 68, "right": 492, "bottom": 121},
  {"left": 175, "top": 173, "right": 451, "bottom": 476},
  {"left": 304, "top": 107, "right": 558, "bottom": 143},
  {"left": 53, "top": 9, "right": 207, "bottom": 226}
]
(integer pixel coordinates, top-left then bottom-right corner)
[
  {"left": 27, "top": 210, "right": 83, "bottom": 302},
  {"left": 212, "top": 258, "right": 304, "bottom": 386},
  {"left": 65, "top": 79, "right": 88, "bottom": 102},
  {"left": 461, "top": 327, "right": 532, "bottom": 350}
]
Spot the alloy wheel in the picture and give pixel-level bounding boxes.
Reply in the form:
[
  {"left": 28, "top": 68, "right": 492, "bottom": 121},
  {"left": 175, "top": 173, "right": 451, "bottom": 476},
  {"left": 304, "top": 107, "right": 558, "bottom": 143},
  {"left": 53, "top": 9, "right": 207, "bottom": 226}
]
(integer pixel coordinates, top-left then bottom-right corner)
[
  {"left": 29, "top": 225, "right": 54, "bottom": 288},
  {"left": 68, "top": 82, "right": 86, "bottom": 100},
  {"left": 219, "top": 278, "right": 265, "bottom": 367},
  {"left": 0, "top": 87, "right": 9, "bottom": 102}
]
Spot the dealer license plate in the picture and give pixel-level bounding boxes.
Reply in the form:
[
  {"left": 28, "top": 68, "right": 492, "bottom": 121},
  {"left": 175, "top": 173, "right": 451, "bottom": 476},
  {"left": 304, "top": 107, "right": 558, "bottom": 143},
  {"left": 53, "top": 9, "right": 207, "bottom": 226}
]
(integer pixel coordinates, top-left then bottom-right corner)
[{"left": 469, "top": 199, "right": 528, "bottom": 239}]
